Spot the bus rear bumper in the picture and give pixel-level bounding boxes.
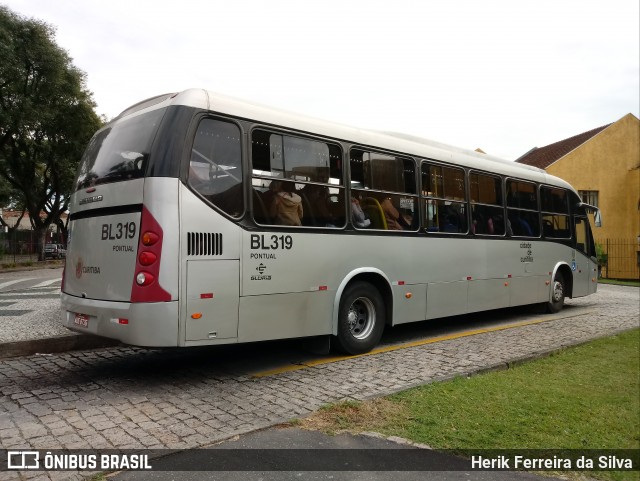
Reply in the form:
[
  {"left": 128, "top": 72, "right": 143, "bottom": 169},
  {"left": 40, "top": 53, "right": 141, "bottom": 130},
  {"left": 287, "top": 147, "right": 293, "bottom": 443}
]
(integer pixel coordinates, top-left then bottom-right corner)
[{"left": 61, "top": 293, "right": 179, "bottom": 347}]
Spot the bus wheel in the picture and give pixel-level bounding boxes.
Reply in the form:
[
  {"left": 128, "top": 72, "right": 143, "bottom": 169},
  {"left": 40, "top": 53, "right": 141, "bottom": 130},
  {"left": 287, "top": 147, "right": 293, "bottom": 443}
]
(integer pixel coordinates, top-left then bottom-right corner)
[
  {"left": 332, "top": 282, "right": 385, "bottom": 355},
  {"left": 546, "top": 272, "right": 565, "bottom": 313}
]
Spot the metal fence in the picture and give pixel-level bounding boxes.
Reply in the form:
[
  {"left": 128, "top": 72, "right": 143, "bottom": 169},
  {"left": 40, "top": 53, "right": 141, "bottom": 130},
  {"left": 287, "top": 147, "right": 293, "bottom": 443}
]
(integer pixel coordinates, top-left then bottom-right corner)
[
  {"left": 0, "top": 230, "right": 64, "bottom": 265},
  {"left": 596, "top": 238, "right": 640, "bottom": 281}
]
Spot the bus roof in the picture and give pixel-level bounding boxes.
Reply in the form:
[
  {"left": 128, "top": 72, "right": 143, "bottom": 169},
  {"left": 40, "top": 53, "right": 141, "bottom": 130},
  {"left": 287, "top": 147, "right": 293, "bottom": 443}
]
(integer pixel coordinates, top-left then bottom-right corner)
[{"left": 118, "top": 88, "right": 576, "bottom": 194}]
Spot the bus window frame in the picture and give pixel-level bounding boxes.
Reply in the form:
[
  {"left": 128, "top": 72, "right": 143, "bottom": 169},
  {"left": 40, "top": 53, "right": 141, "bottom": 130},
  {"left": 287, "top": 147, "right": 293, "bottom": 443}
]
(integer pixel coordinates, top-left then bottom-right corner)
[
  {"left": 348, "top": 146, "right": 419, "bottom": 232},
  {"left": 178, "top": 113, "right": 579, "bottom": 243},
  {"left": 539, "top": 184, "right": 572, "bottom": 240},
  {"left": 574, "top": 215, "right": 594, "bottom": 258},
  {"left": 420, "top": 159, "right": 469, "bottom": 236},
  {"left": 183, "top": 113, "right": 247, "bottom": 220},
  {"left": 250, "top": 126, "right": 348, "bottom": 230},
  {"left": 505, "top": 177, "right": 541, "bottom": 239},
  {"left": 468, "top": 169, "right": 507, "bottom": 238}
]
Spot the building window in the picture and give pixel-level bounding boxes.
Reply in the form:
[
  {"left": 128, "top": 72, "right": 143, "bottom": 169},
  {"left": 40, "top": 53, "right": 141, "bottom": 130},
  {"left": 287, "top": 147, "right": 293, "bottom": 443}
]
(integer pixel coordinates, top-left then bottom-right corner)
[{"left": 578, "top": 190, "right": 599, "bottom": 208}]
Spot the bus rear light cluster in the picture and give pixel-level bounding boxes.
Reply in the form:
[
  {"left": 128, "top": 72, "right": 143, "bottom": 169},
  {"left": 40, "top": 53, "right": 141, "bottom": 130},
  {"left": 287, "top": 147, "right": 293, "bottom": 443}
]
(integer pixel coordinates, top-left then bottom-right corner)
[{"left": 130, "top": 207, "right": 171, "bottom": 303}]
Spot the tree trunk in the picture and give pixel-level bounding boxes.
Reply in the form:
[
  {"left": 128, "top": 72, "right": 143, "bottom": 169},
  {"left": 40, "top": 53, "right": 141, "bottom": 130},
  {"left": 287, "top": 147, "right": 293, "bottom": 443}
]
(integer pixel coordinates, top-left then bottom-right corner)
[{"left": 35, "top": 226, "right": 48, "bottom": 262}]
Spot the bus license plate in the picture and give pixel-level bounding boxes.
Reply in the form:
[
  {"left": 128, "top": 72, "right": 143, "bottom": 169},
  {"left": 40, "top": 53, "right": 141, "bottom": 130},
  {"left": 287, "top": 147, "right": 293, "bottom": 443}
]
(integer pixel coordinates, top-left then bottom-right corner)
[{"left": 74, "top": 313, "right": 89, "bottom": 328}]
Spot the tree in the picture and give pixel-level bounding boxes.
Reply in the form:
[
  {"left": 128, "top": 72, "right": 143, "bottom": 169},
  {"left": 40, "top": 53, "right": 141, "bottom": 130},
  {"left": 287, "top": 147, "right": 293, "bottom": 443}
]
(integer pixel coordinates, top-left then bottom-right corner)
[
  {"left": 0, "top": 175, "right": 26, "bottom": 232},
  {"left": 0, "top": 6, "right": 102, "bottom": 259}
]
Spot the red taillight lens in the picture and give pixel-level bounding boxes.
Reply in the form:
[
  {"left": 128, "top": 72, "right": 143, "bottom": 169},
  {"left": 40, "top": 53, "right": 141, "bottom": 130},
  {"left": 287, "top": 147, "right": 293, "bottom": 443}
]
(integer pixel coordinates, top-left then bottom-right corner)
[
  {"left": 142, "top": 232, "right": 160, "bottom": 246},
  {"left": 138, "top": 251, "right": 157, "bottom": 266}
]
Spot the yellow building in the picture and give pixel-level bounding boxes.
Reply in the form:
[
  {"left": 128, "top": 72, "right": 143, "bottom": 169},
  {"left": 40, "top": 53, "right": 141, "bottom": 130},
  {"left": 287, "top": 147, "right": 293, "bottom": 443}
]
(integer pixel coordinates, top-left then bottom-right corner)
[{"left": 516, "top": 113, "right": 640, "bottom": 280}]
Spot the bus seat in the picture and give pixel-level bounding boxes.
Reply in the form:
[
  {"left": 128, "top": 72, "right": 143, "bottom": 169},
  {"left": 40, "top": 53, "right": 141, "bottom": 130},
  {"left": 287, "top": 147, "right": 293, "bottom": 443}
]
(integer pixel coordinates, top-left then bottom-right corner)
[
  {"left": 299, "top": 191, "right": 316, "bottom": 226},
  {"left": 252, "top": 189, "right": 270, "bottom": 224},
  {"left": 363, "top": 197, "right": 388, "bottom": 230}
]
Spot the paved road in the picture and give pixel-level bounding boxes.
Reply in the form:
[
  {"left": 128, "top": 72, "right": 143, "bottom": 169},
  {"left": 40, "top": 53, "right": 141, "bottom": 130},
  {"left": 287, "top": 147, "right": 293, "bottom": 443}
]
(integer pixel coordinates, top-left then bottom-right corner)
[
  {"left": 111, "top": 426, "right": 563, "bottom": 481},
  {"left": 0, "top": 268, "right": 68, "bottom": 345},
  {"left": 0, "top": 268, "right": 63, "bottom": 293},
  {"left": 0, "top": 282, "right": 638, "bottom": 481}
]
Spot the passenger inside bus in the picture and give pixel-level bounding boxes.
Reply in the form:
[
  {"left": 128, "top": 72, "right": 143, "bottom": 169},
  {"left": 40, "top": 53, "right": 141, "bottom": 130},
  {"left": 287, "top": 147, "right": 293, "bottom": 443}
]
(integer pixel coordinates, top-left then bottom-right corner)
[
  {"left": 381, "top": 197, "right": 411, "bottom": 230},
  {"left": 351, "top": 195, "right": 371, "bottom": 228},
  {"left": 262, "top": 179, "right": 281, "bottom": 210},
  {"left": 443, "top": 214, "right": 460, "bottom": 233},
  {"left": 268, "top": 181, "right": 303, "bottom": 226},
  {"left": 299, "top": 183, "right": 336, "bottom": 227}
]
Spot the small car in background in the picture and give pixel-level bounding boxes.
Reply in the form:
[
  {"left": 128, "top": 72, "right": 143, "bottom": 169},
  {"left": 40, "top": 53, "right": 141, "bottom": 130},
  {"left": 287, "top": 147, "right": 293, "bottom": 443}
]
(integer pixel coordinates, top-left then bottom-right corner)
[{"left": 44, "top": 243, "right": 66, "bottom": 259}]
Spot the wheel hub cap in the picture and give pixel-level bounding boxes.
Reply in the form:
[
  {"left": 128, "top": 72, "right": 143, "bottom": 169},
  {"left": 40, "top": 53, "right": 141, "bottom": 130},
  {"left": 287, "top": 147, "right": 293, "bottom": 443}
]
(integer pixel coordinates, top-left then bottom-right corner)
[
  {"left": 553, "top": 281, "right": 563, "bottom": 302},
  {"left": 347, "top": 297, "right": 376, "bottom": 340}
]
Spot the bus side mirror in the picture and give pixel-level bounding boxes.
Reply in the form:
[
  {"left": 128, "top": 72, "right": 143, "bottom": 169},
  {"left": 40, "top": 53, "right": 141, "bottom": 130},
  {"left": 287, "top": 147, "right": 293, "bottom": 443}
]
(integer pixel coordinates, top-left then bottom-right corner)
[
  {"left": 578, "top": 202, "right": 602, "bottom": 228},
  {"left": 594, "top": 210, "right": 602, "bottom": 227}
]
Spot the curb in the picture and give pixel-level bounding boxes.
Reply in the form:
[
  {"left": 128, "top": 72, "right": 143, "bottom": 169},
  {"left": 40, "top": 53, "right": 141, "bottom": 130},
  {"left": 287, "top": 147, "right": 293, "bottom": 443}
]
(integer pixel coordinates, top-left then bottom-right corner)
[
  {"left": 0, "top": 333, "right": 121, "bottom": 359},
  {"left": 0, "top": 263, "right": 64, "bottom": 273}
]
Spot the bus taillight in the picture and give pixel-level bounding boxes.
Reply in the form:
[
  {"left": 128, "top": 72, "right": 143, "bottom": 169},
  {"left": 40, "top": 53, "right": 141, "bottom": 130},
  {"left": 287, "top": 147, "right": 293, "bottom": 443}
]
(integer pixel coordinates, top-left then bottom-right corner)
[
  {"left": 136, "top": 272, "right": 155, "bottom": 286},
  {"left": 142, "top": 231, "right": 159, "bottom": 246},
  {"left": 138, "top": 251, "right": 157, "bottom": 266},
  {"left": 130, "top": 207, "right": 171, "bottom": 303}
]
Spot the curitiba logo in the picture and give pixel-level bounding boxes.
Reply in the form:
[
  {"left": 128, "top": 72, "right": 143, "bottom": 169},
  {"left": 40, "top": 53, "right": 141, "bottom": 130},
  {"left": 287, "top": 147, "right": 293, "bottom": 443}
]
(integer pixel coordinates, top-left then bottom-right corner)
[
  {"left": 75, "top": 257, "right": 83, "bottom": 279},
  {"left": 75, "top": 257, "right": 101, "bottom": 279}
]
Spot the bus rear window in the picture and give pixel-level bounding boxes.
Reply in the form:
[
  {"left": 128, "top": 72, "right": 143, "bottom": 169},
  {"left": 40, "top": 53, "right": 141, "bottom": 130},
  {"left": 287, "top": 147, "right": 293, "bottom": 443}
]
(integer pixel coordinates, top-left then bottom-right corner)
[{"left": 75, "top": 109, "right": 166, "bottom": 191}]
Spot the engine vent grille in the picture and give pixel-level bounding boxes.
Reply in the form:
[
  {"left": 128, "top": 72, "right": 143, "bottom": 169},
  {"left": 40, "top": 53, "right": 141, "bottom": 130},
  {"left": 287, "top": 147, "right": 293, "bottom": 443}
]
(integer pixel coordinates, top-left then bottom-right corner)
[{"left": 187, "top": 232, "right": 223, "bottom": 256}]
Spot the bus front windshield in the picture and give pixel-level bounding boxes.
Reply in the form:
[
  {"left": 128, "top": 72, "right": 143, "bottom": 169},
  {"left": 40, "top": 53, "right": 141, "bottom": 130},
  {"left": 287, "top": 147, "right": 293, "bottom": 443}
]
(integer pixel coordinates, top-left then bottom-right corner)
[{"left": 75, "top": 108, "right": 166, "bottom": 191}]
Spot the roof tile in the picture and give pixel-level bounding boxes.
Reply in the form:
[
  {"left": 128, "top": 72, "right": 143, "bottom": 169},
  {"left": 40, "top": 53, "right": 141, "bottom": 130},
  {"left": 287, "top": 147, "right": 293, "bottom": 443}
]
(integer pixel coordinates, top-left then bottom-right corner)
[{"left": 515, "top": 124, "right": 611, "bottom": 169}]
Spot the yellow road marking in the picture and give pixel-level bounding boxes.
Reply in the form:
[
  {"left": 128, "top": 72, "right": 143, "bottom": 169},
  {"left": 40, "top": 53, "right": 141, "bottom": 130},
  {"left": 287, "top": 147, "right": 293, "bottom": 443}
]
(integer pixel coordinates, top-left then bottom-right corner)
[{"left": 251, "top": 310, "right": 592, "bottom": 378}]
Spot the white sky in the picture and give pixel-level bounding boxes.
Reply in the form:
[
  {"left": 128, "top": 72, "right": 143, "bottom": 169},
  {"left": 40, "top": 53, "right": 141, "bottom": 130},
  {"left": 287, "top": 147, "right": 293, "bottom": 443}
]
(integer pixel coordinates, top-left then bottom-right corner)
[{"left": 4, "top": 0, "right": 639, "bottom": 159}]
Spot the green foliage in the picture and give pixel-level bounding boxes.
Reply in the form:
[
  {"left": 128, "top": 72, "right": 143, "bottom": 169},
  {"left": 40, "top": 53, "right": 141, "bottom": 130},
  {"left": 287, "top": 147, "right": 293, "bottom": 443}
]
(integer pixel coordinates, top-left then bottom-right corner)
[
  {"left": 0, "top": 5, "right": 103, "bottom": 256},
  {"left": 595, "top": 242, "right": 608, "bottom": 265},
  {"left": 599, "top": 278, "right": 640, "bottom": 287}
]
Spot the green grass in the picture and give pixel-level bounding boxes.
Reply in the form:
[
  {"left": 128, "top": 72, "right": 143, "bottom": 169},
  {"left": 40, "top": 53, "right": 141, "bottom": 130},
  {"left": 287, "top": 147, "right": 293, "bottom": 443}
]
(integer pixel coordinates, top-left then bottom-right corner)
[
  {"left": 599, "top": 278, "right": 640, "bottom": 287},
  {"left": 303, "top": 329, "right": 640, "bottom": 480}
]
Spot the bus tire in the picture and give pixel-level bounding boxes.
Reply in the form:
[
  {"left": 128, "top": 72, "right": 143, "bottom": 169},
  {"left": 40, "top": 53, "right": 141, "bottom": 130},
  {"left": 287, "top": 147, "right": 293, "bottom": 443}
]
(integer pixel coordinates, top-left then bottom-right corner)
[
  {"left": 546, "top": 272, "right": 565, "bottom": 313},
  {"left": 332, "top": 282, "right": 385, "bottom": 355}
]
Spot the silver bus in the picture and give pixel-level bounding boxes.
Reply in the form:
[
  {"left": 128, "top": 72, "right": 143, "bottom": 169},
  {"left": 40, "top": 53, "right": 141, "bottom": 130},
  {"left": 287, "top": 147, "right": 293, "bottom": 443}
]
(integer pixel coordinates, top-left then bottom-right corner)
[{"left": 61, "top": 89, "right": 600, "bottom": 354}]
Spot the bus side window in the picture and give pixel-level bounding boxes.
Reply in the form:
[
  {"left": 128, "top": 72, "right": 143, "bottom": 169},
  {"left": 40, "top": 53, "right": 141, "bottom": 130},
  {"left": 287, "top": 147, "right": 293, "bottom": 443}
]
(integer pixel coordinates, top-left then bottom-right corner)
[
  {"left": 251, "top": 130, "right": 346, "bottom": 228},
  {"left": 506, "top": 180, "right": 540, "bottom": 237},
  {"left": 575, "top": 217, "right": 591, "bottom": 256},
  {"left": 540, "top": 186, "right": 570, "bottom": 239},
  {"left": 469, "top": 172, "right": 505, "bottom": 236},
  {"left": 188, "top": 118, "right": 243, "bottom": 217},
  {"left": 349, "top": 149, "right": 418, "bottom": 231},
  {"left": 422, "top": 163, "right": 467, "bottom": 234}
]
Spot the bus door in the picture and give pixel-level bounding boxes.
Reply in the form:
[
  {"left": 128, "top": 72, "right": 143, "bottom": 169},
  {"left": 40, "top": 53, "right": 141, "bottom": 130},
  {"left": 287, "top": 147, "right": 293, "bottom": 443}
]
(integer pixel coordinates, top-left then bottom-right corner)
[
  {"left": 573, "top": 216, "right": 596, "bottom": 297},
  {"left": 182, "top": 115, "right": 244, "bottom": 343}
]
